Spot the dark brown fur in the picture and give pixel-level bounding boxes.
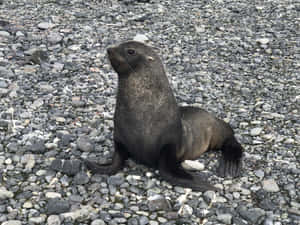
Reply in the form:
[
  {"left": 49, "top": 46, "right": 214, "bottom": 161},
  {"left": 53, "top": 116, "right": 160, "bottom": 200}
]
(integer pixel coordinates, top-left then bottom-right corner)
[{"left": 84, "top": 41, "right": 243, "bottom": 191}]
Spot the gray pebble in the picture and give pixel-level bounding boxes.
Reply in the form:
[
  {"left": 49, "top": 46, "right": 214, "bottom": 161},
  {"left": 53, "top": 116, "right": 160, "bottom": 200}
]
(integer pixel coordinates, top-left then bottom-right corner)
[
  {"left": 262, "top": 179, "right": 280, "bottom": 192},
  {"left": 91, "top": 219, "right": 106, "bottom": 225},
  {"left": 0, "top": 31, "right": 10, "bottom": 37},
  {"left": 139, "top": 216, "right": 149, "bottom": 225},
  {"left": 0, "top": 187, "right": 14, "bottom": 200},
  {"left": 1, "top": 221, "right": 22, "bottom": 225},
  {"left": 46, "top": 198, "right": 71, "bottom": 215},
  {"left": 250, "top": 127, "right": 263, "bottom": 136},
  {"left": 217, "top": 213, "right": 232, "bottom": 224},
  {"left": 77, "top": 135, "right": 94, "bottom": 152},
  {"left": 148, "top": 194, "right": 171, "bottom": 212},
  {"left": 238, "top": 207, "right": 265, "bottom": 224},
  {"left": 47, "top": 215, "right": 61, "bottom": 225},
  {"left": 37, "top": 22, "right": 55, "bottom": 30},
  {"left": 74, "top": 171, "right": 90, "bottom": 185}
]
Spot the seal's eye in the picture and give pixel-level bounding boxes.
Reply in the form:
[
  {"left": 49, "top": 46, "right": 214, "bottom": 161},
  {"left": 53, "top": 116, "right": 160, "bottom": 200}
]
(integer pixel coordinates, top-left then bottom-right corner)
[{"left": 127, "top": 49, "right": 136, "bottom": 55}]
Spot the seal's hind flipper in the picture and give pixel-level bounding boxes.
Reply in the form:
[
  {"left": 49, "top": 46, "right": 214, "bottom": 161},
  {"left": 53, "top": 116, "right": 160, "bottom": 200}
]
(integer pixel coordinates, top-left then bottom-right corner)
[
  {"left": 158, "top": 146, "right": 219, "bottom": 192},
  {"left": 218, "top": 136, "right": 243, "bottom": 178},
  {"left": 84, "top": 142, "right": 127, "bottom": 175}
]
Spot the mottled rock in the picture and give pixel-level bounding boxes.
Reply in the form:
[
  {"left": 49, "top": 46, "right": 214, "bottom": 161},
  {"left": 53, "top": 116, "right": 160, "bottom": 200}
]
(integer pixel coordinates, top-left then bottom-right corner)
[
  {"left": 181, "top": 160, "right": 205, "bottom": 171},
  {"left": 50, "top": 159, "right": 82, "bottom": 176},
  {"left": 148, "top": 194, "right": 171, "bottom": 211},
  {"left": 0, "top": 187, "right": 14, "bottom": 200},
  {"left": 46, "top": 198, "right": 71, "bottom": 215},
  {"left": 77, "top": 136, "right": 94, "bottom": 152},
  {"left": 262, "top": 179, "right": 280, "bottom": 192},
  {"left": 217, "top": 213, "right": 232, "bottom": 224},
  {"left": 250, "top": 127, "right": 263, "bottom": 136},
  {"left": 47, "top": 215, "right": 61, "bottom": 225}
]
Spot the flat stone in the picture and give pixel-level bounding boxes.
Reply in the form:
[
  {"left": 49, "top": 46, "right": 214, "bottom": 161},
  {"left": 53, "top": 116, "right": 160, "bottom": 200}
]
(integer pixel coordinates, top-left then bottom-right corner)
[
  {"left": 46, "top": 198, "right": 70, "bottom": 215},
  {"left": 178, "top": 204, "right": 193, "bottom": 217},
  {"left": 48, "top": 32, "right": 63, "bottom": 44},
  {"left": 182, "top": 160, "right": 205, "bottom": 171},
  {"left": 91, "top": 219, "right": 105, "bottom": 225},
  {"left": 217, "top": 213, "right": 232, "bottom": 224},
  {"left": 148, "top": 194, "right": 171, "bottom": 211},
  {"left": 1, "top": 220, "right": 22, "bottom": 225},
  {"left": 45, "top": 192, "right": 62, "bottom": 199},
  {"left": 0, "top": 30, "right": 10, "bottom": 37},
  {"left": 250, "top": 127, "right": 263, "bottom": 136},
  {"left": 133, "top": 34, "right": 149, "bottom": 43},
  {"left": 0, "top": 186, "right": 14, "bottom": 199},
  {"left": 257, "top": 38, "right": 270, "bottom": 45},
  {"left": 77, "top": 136, "right": 94, "bottom": 152},
  {"left": 37, "top": 22, "right": 55, "bottom": 30},
  {"left": 47, "top": 215, "right": 61, "bottom": 225},
  {"left": 262, "top": 179, "right": 280, "bottom": 192}
]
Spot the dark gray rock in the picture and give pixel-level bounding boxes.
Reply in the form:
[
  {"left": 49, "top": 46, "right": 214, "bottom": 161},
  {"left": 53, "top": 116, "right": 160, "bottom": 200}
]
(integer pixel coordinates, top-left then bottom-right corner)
[
  {"left": 27, "top": 138, "right": 46, "bottom": 153},
  {"left": 50, "top": 159, "right": 82, "bottom": 176},
  {"left": 107, "top": 174, "right": 125, "bottom": 186},
  {"left": 46, "top": 198, "right": 70, "bottom": 215},
  {"left": 74, "top": 171, "right": 89, "bottom": 184},
  {"left": 77, "top": 136, "right": 94, "bottom": 152},
  {"left": 148, "top": 195, "right": 171, "bottom": 212},
  {"left": 238, "top": 206, "right": 265, "bottom": 224}
]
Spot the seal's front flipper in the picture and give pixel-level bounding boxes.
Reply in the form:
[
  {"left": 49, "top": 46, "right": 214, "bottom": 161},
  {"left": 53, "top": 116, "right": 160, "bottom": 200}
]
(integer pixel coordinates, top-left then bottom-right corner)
[
  {"left": 84, "top": 142, "right": 128, "bottom": 175},
  {"left": 218, "top": 136, "right": 243, "bottom": 178},
  {"left": 158, "top": 146, "right": 219, "bottom": 192}
]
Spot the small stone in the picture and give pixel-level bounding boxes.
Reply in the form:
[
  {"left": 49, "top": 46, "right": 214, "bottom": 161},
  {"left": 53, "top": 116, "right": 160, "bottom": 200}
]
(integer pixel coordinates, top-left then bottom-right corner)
[
  {"left": 38, "top": 22, "right": 55, "bottom": 30},
  {"left": 22, "top": 154, "right": 35, "bottom": 170},
  {"left": 29, "top": 216, "right": 46, "bottom": 224},
  {"left": 55, "top": 117, "right": 65, "bottom": 123},
  {"left": 16, "top": 31, "right": 24, "bottom": 37},
  {"left": 0, "top": 31, "right": 10, "bottom": 37},
  {"left": 107, "top": 174, "right": 125, "bottom": 186},
  {"left": 0, "top": 186, "right": 14, "bottom": 199},
  {"left": 178, "top": 204, "right": 193, "bottom": 217},
  {"left": 39, "top": 84, "right": 54, "bottom": 92},
  {"left": 48, "top": 32, "right": 63, "bottom": 44},
  {"left": 255, "top": 170, "right": 265, "bottom": 178},
  {"left": 91, "top": 219, "right": 105, "bottom": 225},
  {"left": 262, "top": 179, "right": 280, "bottom": 192},
  {"left": 1, "top": 221, "right": 22, "bottom": 225},
  {"left": 46, "top": 198, "right": 70, "bottom": 215},
  {"left": 139, "top": 216, "right": 149, "bottom": 225},
  {"left": 0, "top": 88, "right": 9, "bottom": 97},
  {"left": 74, "top": 171, "right": 89, "bottom": 185},
  {"left": 46, "top": 192, "right": 62, "bottom": 199},
  {"left": 71, "top": 97, "right": 85, "bottom": 107},
  {"left": 238, "top": 206, "right": 265, "bottom": 224},
  {"left": 50, "top": 159, "right": 82, "bottom": 176},
  {"left": 181, "top": 160, "right": 205, "bottom": 171},
  {"left": 77, "top": 136, "right": 94, "bottom": 152},
  {"left": 27, "top": 138, "right": 46, "bottom": 153},
  {"left": 133, "top": 34, "right": 149, "bottom": 43},
  {"left": 0, "top": 80, "right": 8, "bottom": 88},
  {"left": 148, "top": 194, "right": 171, "bottom": 211},
  {"left": 217, "top": 213, "right": 232, "bottom": 224},
  {"left": 23, "top": 201, "right": 33, "bottom": 208},
  {"left": 250, "top": 127, "right": 263, "bottom": 136},
  {"left": 257, "top": 38, "right": 270, "bottom": 45},
  {"left": 47, "top": 215, "right": 61, "bottom": 225},
  {"left": 203, "top": 190, "right": 216, "bottom": 203}
]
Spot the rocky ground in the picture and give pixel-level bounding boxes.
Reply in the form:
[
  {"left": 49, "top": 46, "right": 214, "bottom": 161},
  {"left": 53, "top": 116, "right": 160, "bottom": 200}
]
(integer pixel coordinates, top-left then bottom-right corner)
[{"left": 0, "top": 0, "right": 299, "bottom": 224}]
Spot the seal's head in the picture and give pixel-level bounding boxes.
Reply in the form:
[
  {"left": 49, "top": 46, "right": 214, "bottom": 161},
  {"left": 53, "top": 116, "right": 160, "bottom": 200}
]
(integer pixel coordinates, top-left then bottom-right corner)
[{"left": 107, "top": 41, "right": 160, "bottom": 76}]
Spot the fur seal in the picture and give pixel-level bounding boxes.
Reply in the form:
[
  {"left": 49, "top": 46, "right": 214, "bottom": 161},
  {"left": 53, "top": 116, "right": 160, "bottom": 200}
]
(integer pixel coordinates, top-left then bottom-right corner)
[{"left": 84, "top": 41, "right": 243, "bottom": 191}]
